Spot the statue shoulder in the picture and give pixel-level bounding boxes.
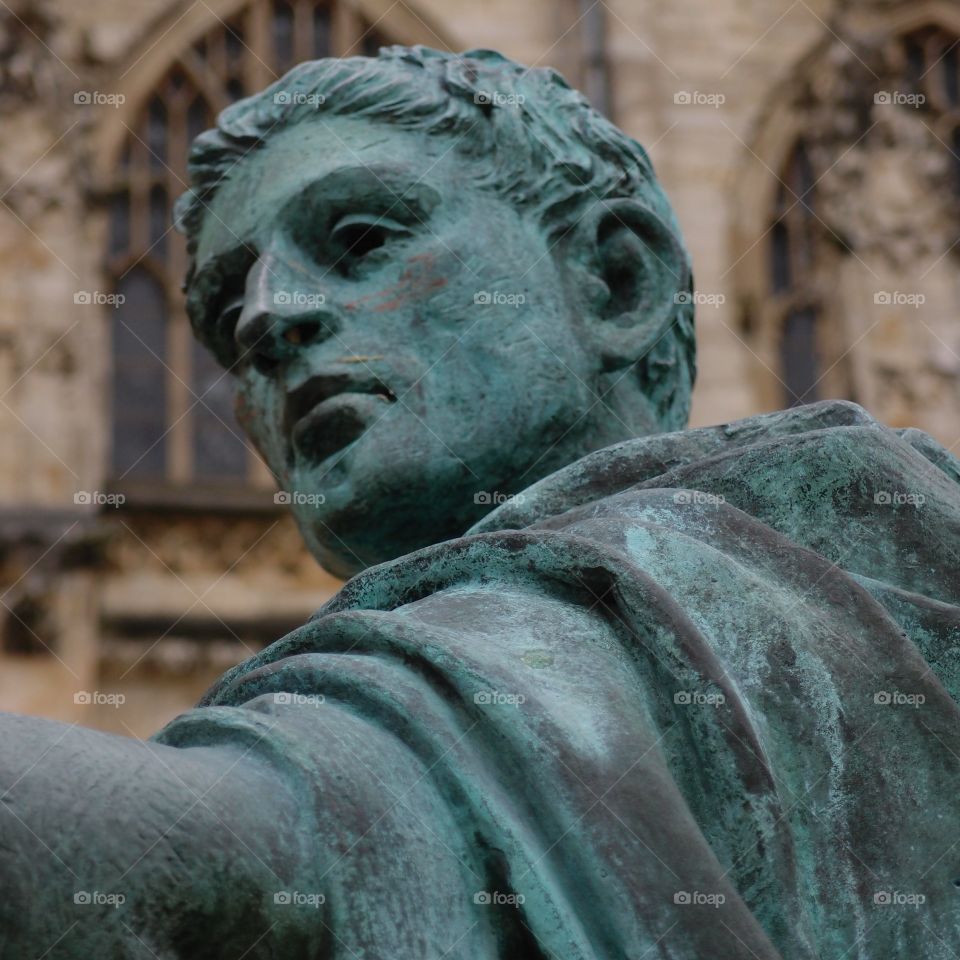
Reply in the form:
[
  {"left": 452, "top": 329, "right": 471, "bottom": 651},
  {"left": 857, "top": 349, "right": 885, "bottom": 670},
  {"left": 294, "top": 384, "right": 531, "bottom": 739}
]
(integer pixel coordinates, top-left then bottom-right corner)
[{"left": 469, "top": 400, "right": 899, "bottom": 533}]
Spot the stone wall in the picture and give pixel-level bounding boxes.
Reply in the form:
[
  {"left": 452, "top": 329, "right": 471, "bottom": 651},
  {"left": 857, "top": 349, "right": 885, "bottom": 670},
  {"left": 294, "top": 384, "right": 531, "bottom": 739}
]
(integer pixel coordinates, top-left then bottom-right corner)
[{"left": 0, "top": 0, "right": 957, "bottom": 735}]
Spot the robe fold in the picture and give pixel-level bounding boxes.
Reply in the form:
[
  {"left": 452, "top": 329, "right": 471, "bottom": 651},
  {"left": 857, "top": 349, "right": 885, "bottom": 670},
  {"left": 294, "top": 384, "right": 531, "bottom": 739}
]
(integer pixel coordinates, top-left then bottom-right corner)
[{"left": 156, "top": 400, "right": 960, "bottom": 959}]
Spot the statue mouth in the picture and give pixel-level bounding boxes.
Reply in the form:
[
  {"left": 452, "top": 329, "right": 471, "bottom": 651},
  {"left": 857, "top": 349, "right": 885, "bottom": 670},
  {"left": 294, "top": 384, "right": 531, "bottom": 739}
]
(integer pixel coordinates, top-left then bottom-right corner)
[{"left": 285, "top": 371, "right": 397, "bottom": 466}]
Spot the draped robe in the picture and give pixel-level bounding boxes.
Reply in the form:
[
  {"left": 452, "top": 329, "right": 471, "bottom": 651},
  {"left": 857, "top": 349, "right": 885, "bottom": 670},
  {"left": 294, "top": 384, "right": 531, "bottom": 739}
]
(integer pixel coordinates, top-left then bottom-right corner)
[{"left": 156, "top": 400, "right": 960, "bottom": 959}]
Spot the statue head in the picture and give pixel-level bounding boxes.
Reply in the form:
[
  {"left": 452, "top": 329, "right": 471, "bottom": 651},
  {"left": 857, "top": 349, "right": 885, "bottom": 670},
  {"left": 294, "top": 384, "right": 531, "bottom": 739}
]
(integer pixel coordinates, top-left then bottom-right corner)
[{"left": 176, "top": 46, "right": 695, "bottom": 578}]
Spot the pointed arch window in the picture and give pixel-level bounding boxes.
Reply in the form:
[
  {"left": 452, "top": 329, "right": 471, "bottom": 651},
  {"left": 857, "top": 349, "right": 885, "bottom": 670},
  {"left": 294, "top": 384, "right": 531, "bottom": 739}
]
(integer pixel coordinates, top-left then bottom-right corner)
[
  {"left": 898, "top": 25, "right": 960, "bottom": 188},
  {"left": 107, "top": 1, "right": 391, "bottom": 486},
  {"left": 768, "top": 140, "right": 823, "bottom": 407}
]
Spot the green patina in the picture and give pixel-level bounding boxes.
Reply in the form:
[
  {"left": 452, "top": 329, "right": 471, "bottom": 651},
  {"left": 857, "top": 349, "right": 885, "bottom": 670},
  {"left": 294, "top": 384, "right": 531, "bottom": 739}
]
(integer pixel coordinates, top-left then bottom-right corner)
[{"left": 0, "top": 45, "right": 959, "bottom": 960}]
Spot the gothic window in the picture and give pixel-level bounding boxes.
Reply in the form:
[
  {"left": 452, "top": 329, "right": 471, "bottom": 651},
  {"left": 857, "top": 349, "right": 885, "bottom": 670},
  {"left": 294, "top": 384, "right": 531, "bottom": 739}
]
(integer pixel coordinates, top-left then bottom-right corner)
[
  {"left": 748, "top": 18, "right": 960, "bottom": 418},
  {"left": 901, "top": 26, "right": 960, "bottom": 109},
  {"left": 107, "top": 1, "right": 389, "bottom": 486},
  {"left": 899, "top": 26, "right": 960, "bottom": 187},
  {"left": 769, "top": 140, "right": 822, "bottom": 407}
]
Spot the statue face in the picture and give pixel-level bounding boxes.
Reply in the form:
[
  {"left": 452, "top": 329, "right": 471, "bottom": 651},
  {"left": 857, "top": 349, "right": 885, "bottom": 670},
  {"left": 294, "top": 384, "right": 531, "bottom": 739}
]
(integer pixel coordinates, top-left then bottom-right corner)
[{"left": 190, "top": 116, "right": 634, "bottom": 576}]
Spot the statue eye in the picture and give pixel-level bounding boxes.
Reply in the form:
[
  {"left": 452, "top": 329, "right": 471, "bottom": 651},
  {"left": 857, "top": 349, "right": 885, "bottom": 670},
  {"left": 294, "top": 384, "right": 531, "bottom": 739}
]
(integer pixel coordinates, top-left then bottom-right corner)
[
  {"left": 329, "top": 214, "right": 412, "bottom": 270},
  {"left": 188, "top": 244, "right": 257, "bottom": 368},
  {"left": 207, "top": 297, "right": 244, "bottom": 366},
  {"left": 218, "top": 297, "right": 244, "bottom": 339}
]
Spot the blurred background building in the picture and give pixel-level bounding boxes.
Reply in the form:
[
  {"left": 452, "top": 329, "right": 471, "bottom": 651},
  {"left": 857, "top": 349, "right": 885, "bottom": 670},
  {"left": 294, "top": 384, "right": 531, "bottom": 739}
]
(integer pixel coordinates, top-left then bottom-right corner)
[{"left": 0, "top": 0, "right": 958, "bottom": 736}]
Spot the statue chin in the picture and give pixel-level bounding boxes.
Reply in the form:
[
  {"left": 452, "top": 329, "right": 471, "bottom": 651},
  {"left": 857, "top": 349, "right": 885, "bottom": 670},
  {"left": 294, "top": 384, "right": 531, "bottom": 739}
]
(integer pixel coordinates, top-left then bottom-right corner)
[
  {"left": 295, "top": 480, "right": 489, "bottom": 578},
  {"left": 300, "top": 515, "right": 386, "bottom": 580},
  {"left": 286, "top": 426, "right": 548, "bottom": 577}
]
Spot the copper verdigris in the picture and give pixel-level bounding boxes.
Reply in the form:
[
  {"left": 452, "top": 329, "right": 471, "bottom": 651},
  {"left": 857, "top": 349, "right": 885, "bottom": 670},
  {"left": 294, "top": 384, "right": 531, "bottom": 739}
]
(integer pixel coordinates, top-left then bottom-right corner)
[{"left": 2, "top": 45, "right": 960, "bottom": 960}]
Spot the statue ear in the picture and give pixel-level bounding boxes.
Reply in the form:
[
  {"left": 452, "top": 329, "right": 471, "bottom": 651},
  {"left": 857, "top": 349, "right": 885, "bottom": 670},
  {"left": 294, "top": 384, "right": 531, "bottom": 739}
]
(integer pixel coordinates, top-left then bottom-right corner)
[{"left": 570, "top": 198, "right": 691, "bottom": 371}]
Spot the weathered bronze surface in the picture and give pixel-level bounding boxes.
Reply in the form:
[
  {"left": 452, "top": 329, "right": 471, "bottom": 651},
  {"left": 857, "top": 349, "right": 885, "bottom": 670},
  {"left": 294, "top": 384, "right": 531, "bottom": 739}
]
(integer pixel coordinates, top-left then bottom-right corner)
[{"left": 2, "top": 46, "right": 959, "bottom": 959}]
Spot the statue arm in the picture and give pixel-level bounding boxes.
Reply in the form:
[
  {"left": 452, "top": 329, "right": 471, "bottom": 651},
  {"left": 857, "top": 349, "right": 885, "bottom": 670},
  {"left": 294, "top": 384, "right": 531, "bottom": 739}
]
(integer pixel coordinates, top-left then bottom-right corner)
[{"left": 0, "top": 711, "right": 328, "bottom": 958}]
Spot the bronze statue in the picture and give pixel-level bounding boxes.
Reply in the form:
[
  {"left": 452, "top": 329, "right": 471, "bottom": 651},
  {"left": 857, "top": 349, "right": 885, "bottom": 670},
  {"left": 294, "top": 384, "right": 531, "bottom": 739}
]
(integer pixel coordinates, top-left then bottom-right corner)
[{"left": 2, "top": 46, "right": 959, "bottom": 959}]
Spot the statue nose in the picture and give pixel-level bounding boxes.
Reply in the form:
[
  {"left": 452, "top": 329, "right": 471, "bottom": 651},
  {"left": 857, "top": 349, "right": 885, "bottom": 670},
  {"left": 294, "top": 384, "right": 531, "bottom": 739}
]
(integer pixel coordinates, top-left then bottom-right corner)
[{"left": 235, "top": 257, "right": 342, "bottom": 375}]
